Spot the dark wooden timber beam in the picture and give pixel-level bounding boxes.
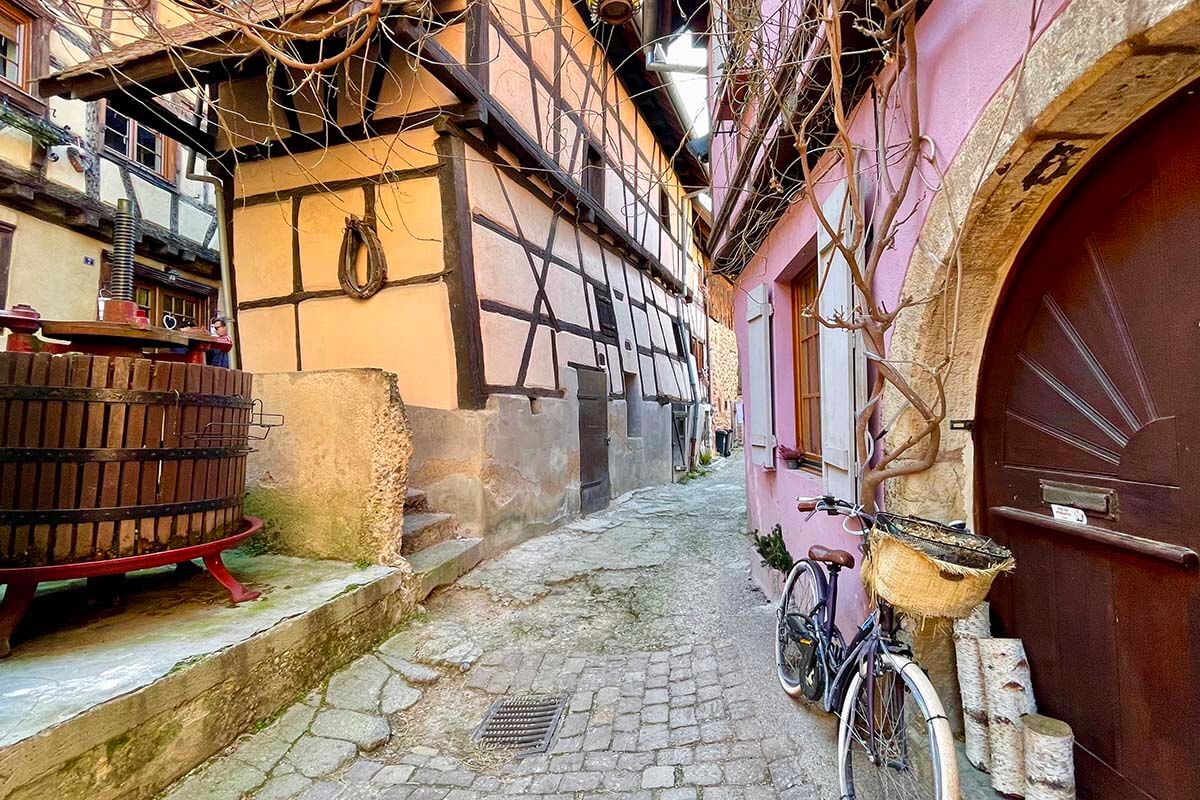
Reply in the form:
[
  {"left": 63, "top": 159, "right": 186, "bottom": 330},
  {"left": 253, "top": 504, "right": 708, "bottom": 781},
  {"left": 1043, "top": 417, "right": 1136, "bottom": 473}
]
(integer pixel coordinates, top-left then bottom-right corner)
[
  {"left": 105, "top": 89, "right": 217, "bottom": 156},
  {"left": 388, "top": 21, "right": 686, "bottom": 294},
  {"left": 566, "top": 0, "right": 707, "bottom": 192},
  {"left": 39, "top": 47, "right": 236, "bottom": 101}
]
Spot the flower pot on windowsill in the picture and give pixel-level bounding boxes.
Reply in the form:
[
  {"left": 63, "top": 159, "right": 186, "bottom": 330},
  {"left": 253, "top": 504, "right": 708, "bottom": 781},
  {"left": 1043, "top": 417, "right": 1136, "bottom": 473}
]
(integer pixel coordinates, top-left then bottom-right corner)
[{"left": 777, "top": 445, "right": 805, "bottom": 471}]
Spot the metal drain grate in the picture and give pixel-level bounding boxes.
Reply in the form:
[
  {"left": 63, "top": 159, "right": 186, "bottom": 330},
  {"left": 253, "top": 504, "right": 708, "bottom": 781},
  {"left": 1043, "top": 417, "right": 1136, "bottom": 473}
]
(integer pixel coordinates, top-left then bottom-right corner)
[{"left": 473, "top": 693, "right": 569, "bottom": 755}]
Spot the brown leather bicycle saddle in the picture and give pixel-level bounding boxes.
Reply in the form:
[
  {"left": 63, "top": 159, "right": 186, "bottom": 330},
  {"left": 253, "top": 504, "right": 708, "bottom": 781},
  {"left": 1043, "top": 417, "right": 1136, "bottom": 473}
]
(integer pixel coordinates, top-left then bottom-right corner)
[{"left": 808, "top": 544, "right": 855, "bottom": 569}]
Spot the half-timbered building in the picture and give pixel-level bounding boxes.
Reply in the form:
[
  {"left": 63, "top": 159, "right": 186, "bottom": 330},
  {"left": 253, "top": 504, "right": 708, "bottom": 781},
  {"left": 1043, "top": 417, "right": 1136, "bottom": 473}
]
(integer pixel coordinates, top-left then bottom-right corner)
[
  {"left": 43, "top": 0, "right": 714, "bottom": 541},
  {"left": 0, "top": 2, "right": 220, "bottom": 336}
]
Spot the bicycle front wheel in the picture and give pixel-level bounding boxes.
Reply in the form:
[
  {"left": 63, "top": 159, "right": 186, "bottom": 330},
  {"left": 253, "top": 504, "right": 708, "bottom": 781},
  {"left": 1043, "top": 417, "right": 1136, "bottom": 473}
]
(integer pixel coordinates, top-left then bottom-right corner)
[{"left": 837, "top": 651, "right": 958, "bottom": 800}]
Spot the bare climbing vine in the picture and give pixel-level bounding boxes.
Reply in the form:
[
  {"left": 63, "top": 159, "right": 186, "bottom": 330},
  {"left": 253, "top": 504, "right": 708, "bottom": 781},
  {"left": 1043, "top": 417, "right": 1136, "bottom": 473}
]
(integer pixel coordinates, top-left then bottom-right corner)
[{"left": 711, "top": 0, "right": 1042, "bottom": 508}]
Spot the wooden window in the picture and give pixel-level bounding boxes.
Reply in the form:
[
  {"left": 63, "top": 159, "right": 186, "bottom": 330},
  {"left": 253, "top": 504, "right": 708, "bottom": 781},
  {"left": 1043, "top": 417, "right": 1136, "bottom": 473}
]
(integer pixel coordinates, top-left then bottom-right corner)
[
  {"left": 0, "top": 0, "right": 44, "bottom": 114},
  {"left": 0, "top": 221, "right": 12, "bottom": 307},
  {"left": 671, "top": 318, "right": 688, "bottom": 358},
  {"left": 594, "top": 286, "right": 618, "bottom": 340},
  {"left": 162, "top": 290, "right": 200, "bottom": 328},
  {"left": 658, "top": 187, "right": 671, "bottom": 236},
  {"left": 792, "top": 262, "right": 822, "bottom": 464},
  {"left": 0, "top": 6, "right": 24, "bottom": 86},
  {"left": 101, "top": 253, "right": 214, "bottom": 329},
  {"left": 583, "top": 143, "right": 604, "bottom": 202},
  {"left": 129, "top": 278, "right": 210, "bottom": 329},
  {"left": 104, "top": 105, "right": 174, "bottom": 179}
]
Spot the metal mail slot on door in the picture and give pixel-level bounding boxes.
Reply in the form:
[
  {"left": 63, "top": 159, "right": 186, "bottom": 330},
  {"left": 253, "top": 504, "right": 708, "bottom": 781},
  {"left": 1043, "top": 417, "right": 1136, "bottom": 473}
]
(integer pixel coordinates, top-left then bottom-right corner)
[{"left": 1040, "top": 479, "right": 1117, "bottom": 518}]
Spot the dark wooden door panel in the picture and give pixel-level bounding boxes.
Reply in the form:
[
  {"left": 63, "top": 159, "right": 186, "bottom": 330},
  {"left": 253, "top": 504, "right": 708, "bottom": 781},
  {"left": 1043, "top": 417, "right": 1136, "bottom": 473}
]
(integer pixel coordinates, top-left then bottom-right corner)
[
  {"left": 577, "top": 367, "right": 610, "bottom": 515},
  {"left": 979, "top": 87, "right": 1200, "bottom": 800}
]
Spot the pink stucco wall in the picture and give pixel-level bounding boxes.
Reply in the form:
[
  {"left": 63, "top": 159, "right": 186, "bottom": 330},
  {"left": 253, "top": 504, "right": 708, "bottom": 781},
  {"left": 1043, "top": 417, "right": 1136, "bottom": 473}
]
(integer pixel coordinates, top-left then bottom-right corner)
[{"left": 719, "top": 0, "right": 1069, "bottom": 628}]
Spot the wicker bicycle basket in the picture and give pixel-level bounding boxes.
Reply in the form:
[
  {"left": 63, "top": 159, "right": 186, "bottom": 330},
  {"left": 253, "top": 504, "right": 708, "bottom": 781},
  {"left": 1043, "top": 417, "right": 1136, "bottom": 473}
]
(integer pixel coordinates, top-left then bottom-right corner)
[{"left": 860, "top": 513, "right": 1014, "bottom": 619}]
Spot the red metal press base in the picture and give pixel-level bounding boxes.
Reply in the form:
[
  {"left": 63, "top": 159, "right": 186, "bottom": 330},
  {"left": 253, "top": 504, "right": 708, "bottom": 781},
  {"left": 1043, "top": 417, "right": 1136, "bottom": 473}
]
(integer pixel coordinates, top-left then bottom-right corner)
[{"left": 0, "top": 516, "right": 264, "bottom": 658}]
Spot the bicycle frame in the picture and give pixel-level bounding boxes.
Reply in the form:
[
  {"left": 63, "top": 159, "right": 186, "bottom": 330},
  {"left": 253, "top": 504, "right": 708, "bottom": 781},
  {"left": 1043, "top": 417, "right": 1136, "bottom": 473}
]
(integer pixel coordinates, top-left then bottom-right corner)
[{"left": 803, "top": 559, "right": 911, "bottom": 759}]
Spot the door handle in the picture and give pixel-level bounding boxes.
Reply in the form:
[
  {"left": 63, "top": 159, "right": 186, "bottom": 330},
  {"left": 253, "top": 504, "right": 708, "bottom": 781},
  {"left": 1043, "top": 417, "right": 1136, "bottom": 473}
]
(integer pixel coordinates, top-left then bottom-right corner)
[{"left": 604, "top": 436, "right": 611, "bottom": 445}]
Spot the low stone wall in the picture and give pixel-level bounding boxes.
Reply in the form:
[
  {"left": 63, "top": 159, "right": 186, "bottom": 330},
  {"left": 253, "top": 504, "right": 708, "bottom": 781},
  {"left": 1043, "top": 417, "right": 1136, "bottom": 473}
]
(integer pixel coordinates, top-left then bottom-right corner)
[
  {"left": 408, "top": 369, "right": 674, "bottom": 550},
  {"left": 245, "top": 369, "right": 412, "bottom": 565},
  {"left": 0, "top": 568, "right": 417, "bottom": 800}
]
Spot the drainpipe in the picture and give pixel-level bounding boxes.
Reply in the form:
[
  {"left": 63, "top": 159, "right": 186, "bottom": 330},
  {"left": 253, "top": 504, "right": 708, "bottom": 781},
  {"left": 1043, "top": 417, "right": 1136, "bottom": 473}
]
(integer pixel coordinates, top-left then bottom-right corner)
[{"left": 187, "top": 92, "right": 238, "bottom": 369}]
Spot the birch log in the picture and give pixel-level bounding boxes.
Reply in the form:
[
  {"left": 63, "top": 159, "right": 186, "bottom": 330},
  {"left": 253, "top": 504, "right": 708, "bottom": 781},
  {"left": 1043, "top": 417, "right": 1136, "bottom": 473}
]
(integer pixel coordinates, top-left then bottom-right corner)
[
  {"left": 953, "top": 602, "right": 992, "bottom": 772},
  {"left": 980, "top": 638, "right": 1036, "bottom": 796},
  {"left": 1023, "top": 714, "right": 1075, "bottom": 800}
]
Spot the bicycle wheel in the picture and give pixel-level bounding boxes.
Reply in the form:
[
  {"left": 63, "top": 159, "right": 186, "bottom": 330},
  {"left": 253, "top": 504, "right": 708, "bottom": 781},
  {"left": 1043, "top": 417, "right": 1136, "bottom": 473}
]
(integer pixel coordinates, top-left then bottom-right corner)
[
  {"left": 837, "top": 651, "right": 958, "bottom": 800},
  {"left": 775, "top": 560, "right": 827, "bottom": 700}
]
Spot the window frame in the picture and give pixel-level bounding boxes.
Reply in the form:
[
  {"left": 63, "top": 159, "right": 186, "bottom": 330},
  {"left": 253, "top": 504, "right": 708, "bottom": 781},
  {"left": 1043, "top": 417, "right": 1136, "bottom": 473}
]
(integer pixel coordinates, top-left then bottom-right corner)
[
  {"left": 658, "top": 186, "right": 672, "bottom": 237},
  {"left": 791, "top": 260, "right": 822, "bottom": 468},
  {"left": 101, "top": 252, "right": 215, "bottom": 329},
  {"left": 0, "top": 221, "right": 13, "bottom": 308},
  {"left": 582, "top": 143, "right": 604, "bottom": 204},
  {"left": 0, "top": 0, "right": 46, "bottom": 115},
  {"left": 593, "top": 286, "right": 619, "bottom": 342},
  {"left": 101, "top": 102, "right": 176, "bottom": 181}
]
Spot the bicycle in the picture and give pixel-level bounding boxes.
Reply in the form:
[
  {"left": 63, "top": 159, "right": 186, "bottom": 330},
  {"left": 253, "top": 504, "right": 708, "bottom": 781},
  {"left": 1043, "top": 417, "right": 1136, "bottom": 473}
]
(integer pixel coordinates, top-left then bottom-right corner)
[{"left": 775, "top": 495, "right": 960, "bottom": 800}]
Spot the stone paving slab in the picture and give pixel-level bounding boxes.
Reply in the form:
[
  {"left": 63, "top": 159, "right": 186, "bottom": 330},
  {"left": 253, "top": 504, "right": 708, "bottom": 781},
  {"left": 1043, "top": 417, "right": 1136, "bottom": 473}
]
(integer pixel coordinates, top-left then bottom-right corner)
[
  {"left": 159, "top": 457, "right": 997, "bottom": 800},
  {"left": 0, "top": 554, "right": 397, "bottom": 748}
]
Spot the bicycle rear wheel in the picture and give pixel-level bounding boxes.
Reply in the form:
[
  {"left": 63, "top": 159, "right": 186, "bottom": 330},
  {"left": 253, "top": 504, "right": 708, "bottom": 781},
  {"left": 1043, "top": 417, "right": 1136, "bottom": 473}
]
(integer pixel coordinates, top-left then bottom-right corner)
[
  {"left": 837, "top": 651, "right": 958, "bottom": 799},
  {"left": 775, "top": 560, "right": 827, "bottom": 700}
]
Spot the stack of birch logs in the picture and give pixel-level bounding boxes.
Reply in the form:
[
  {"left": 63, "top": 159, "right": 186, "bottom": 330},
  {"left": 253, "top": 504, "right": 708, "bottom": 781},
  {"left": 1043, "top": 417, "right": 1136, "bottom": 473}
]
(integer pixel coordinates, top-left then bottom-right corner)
[{"left": 953, "top": 603, "right": 1076, "bottom": 799}]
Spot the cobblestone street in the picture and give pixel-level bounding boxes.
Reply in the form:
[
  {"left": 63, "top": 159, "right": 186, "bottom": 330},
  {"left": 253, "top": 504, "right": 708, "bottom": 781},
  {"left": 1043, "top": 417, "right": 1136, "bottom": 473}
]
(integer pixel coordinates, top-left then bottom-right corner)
[{"left": 166, "top": 456, "right": 845, "bottom": 800}]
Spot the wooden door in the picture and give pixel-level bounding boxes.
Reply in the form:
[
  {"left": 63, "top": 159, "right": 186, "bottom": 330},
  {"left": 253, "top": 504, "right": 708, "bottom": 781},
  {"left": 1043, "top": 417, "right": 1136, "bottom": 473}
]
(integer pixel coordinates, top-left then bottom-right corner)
[
  {"left": 978, "top": 89, "right": 1200, "bottom": 800},
  {"left": 577, "top": 366, "right": 610, "bottom": 514}
]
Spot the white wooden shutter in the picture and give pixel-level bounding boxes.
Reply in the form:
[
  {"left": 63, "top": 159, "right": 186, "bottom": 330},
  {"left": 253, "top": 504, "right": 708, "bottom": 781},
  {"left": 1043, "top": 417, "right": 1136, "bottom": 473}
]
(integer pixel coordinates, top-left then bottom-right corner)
[
  {"left": 817, "top": 181, "right": 868, "bottom": 501},
  {"left": 746, "top": 283, "right": 776, "bottom": 468}
]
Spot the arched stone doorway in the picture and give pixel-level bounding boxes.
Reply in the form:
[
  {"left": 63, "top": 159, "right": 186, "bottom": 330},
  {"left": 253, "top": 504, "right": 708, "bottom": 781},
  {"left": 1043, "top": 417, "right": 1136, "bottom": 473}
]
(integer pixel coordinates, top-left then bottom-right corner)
[
  {"left": 886, "top": 0, "right": 1200, "bottom": 522},
  {"left": 883, "top": 4, "right": 1200, "bottom": 797},
  {"left": 978, "top": 84, "right": 1200, "bottom": 800}
]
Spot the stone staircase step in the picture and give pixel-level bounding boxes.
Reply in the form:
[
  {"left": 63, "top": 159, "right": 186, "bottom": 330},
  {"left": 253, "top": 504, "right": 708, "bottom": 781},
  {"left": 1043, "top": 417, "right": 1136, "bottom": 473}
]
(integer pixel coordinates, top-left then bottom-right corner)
[
  {"left": 406, "top": 538, "right": 483, "bottom": 600},
  {"left": 404, "top": 488, "right": 428, "bottom": 513},
  {"left": 401, "top": 512, "right": 457, "bottom": 555}
]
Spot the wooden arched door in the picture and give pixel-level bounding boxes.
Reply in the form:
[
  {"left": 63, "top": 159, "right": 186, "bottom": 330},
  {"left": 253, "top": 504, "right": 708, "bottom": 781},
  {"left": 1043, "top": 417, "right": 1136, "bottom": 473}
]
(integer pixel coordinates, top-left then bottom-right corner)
[{"left": 977, "top": 87, "right": 1200, "bottom": 800}]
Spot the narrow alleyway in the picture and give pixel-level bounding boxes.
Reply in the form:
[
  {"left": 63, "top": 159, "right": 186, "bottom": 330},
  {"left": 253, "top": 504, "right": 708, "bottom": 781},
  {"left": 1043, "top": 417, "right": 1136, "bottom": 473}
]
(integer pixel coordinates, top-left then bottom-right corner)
[{"left": 166, "top": 457, "right": 855, "bottom": 800}]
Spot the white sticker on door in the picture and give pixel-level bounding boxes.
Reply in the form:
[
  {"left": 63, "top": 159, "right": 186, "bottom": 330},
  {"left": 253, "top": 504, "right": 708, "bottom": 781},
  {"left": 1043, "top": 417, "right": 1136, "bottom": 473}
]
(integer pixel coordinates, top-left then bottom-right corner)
[{"left": 1050, "top": 504, "right": 1088, "bottom": 525}]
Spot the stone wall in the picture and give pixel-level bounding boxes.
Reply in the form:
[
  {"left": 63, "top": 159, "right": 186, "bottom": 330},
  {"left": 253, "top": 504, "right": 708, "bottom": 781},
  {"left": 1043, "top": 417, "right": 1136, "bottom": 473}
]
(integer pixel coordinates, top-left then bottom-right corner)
[
  {"left": 245, "top": 369, "right": 413, "bottom": 565},
  {"left": 408, "top": 368, "right": 674, "bottom": 551},
  {"left": 708, "top": 320, "right": 741, "bottom": 434}
]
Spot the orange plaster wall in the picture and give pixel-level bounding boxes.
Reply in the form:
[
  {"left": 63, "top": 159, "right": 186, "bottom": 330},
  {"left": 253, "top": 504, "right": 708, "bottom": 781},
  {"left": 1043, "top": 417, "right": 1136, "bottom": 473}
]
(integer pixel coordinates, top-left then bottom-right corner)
[
  {"left": 232, "top": 130, "right": 442, "bottom": 199},
  {"left": 238, "top": 305, "right": 298, "bottom": 373},
  {"left": 233, "top": 202, "right": 294, "bottom": 301},
  {"left": 298, "top": 283, "right": 458, "bottom": 409},
  {"left": 230, "top": 130, "right": 458, "bottom": 410}
]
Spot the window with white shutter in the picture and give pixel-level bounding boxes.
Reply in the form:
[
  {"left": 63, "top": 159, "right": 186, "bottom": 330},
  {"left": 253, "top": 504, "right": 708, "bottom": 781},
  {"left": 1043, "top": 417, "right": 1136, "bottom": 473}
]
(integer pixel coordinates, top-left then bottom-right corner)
[
  {"left": 746, "top": 282, "right": 776, "bottom": 468},
  {"left": 816, "top": 181, "right": 868, "bottom": 502}
]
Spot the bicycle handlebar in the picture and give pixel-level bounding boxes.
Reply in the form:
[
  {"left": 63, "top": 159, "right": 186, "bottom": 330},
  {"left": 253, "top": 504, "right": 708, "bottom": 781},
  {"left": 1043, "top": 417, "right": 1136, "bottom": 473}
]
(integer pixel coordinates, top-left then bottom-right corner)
[
  {"left": 798, "top": 496, "right": 976, "bottom": 537},
  {"left": 797, "top": 495, "right": 878, "bottom": 529}
]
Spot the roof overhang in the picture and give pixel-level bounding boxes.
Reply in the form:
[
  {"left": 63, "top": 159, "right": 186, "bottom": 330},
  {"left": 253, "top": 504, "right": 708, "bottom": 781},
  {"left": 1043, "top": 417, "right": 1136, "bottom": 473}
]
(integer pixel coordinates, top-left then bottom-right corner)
[
  {"left": 569, "top": 0, "right": 708, "bottom": 191},
  {"left": 44, "top": 0, "right": 709, "bottom": 190}
]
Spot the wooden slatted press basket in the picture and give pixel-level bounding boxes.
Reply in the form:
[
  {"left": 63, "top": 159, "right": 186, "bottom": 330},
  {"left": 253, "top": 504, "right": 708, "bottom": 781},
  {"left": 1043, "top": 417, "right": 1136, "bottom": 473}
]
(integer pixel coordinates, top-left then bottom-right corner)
[{"left": 0, "top": 352, "right": 254, "bottom": 567}]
